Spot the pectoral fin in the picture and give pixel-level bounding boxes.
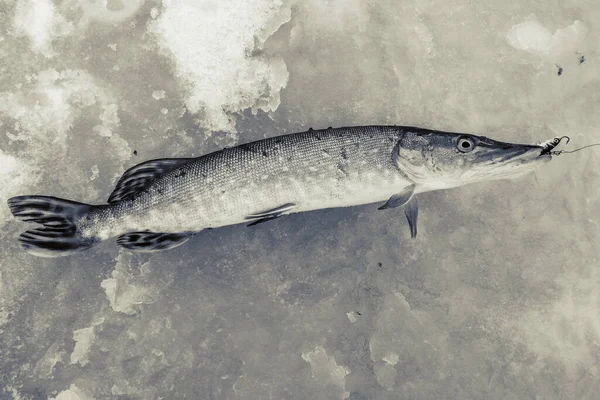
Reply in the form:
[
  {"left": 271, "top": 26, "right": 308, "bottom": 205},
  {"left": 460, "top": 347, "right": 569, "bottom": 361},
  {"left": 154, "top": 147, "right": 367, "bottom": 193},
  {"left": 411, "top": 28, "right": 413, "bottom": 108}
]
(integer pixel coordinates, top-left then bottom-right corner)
[
  {"left": 377, "top": 184, "right": 415, "bottom": 210},
  {"left": 404, "top": 196, "right": 418, "bottom": 238},
  {"left": 245, "top": 203, "right": 297, "bottom": 227},
  {"left": 117, "top": 231, "right": 195, "bottom": 252}
]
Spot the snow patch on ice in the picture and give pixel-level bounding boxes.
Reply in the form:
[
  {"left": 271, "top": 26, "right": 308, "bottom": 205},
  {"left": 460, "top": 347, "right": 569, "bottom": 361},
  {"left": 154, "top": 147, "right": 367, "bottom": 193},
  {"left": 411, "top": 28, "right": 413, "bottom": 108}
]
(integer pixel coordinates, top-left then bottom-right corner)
[
  {"left": 0, "top": 151, "right": 29, "bottom": 224},
  {"left": 152, "top": 90, "right": 166, "bottom": 100},
  {"left": 346, "top": 311, "right": 357, "bottom": 323},
  {"left": 0, "top": 69, "right": 112, "bottom": 143},
  {"left": 302, "top": 345, "right": 350, "bottom": 399},
  {"left": 90, "top": 165, "right": 99, "bottom": 181},
  {"left": 506, "top": 19, "right": 588, "bottom": 58},
  {"left": 12, "top": 0, "right": 73, "bottom": 57},
  {"left": 67, "top": 0, "right": 145, "bottom": 28},
  {"left": 101, "top": 253, "right": 159, "bottom": 315},
  {"left": 0, "top": 68, "right": 131, "bottom": 218},
  {"left": 50, "top": 384, "right": 95, "bottom": 400},
  {"left": 382, "top": 352, "right": 399, "bottom": 365},
  {"left": 148, "top": 0, "right": 291, "bottom": 133},
  {"left": 70, "top": 318, "right": 104, "bottom": 367},
  {"left": 101, "top": 271, "right": 155, "bottom": 315}
]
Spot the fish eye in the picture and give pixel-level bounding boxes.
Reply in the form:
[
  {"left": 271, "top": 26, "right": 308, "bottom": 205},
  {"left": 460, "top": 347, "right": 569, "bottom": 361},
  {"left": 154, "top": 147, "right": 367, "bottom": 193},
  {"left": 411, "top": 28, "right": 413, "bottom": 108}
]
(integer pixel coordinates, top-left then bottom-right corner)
[{"left": 457, "top": 136, "right": 476, "bottom": 153}]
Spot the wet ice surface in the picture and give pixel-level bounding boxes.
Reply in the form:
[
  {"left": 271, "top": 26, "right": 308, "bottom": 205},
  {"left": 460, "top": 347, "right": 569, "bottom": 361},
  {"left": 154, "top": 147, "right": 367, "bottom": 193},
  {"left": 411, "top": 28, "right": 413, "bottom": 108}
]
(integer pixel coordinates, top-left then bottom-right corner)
[{"left": 1, "top": 0, "right": 599, "bottom": 399}]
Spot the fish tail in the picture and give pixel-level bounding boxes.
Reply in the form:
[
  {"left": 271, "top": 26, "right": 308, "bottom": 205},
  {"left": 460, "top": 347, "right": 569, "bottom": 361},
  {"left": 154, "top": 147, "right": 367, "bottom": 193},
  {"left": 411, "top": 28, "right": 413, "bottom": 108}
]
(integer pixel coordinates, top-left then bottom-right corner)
[{"left": 7, "top": 195, "right": 101, "bottom": 257}]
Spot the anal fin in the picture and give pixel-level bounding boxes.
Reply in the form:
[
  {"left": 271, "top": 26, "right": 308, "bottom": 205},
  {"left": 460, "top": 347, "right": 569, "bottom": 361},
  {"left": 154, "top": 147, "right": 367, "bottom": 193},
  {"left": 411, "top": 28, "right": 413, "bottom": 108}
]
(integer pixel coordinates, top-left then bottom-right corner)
[{"left": 117, "top": 231, "right": 195, "bottom": 252}]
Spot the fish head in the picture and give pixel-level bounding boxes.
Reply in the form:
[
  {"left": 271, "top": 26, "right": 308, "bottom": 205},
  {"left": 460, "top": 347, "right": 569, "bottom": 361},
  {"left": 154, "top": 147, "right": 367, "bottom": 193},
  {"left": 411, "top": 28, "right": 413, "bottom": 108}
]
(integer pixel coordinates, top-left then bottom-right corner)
[{"left": 395, "top": 130, "right": 552, "bottom": 190}]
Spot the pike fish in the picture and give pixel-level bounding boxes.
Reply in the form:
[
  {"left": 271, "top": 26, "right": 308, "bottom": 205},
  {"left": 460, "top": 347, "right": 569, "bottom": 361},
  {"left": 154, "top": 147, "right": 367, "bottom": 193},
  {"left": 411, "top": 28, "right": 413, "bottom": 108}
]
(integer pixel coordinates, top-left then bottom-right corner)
[{"left": 7, "top": 126, "right": 556, "bottom": 257}]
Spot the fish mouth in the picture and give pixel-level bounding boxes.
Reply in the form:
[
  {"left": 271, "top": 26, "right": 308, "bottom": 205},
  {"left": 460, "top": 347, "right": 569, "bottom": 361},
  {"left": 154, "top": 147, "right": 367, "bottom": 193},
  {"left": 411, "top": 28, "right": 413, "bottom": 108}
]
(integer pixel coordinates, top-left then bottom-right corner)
[
  {"left": 471, "top": 140, "right": 551, "bottom": 180},
  {"left": 505, "top": 144, "right": 551, "bottom": 162},
  {"left": 476, "top": 137, "right": 551, "bottom": 164}
]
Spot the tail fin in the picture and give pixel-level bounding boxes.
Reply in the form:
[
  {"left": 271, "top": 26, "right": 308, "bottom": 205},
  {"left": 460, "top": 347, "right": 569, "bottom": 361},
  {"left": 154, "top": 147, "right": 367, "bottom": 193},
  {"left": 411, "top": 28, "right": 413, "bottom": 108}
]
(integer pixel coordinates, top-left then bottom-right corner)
[{"left": 7, "top": 196, "right": 101, "bottom": 257}]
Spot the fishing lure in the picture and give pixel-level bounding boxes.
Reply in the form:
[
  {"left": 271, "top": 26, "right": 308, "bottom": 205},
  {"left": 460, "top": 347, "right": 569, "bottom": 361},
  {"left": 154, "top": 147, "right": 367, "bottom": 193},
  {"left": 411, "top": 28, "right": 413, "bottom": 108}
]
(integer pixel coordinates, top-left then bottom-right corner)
[
  {"left": 539, "top": 136, "right": 570, "bottom": 155},
  {"left": 540, "top": 136, "right": 600, "bottom": 156}
]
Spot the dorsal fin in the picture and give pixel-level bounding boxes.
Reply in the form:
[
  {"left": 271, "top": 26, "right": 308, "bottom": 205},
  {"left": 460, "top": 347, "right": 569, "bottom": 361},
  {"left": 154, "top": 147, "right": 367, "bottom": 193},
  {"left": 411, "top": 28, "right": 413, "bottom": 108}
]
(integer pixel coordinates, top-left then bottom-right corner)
[{"left": 108, "top": 158, "right": 193, "bottom": 203}]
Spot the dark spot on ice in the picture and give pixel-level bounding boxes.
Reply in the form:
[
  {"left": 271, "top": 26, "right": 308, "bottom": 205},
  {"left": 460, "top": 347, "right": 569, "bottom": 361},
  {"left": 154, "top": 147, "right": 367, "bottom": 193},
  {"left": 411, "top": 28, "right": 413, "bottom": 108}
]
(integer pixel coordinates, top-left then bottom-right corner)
[
  {"left": 340, "top": 149, "right": 348, "bottom": 159},
  {"left": 356, "top": 311, "right": 362, "bottom": 315},
  {"left": 579, "top": 55, "right": 585, "bottom": 64},
  {"left": 378, "top": 262, "right": 383, "bottom": 268},
  {"left": 308, "top": 127, "right": 313, "bottom": 132},
  {"left": 328, "top": 126, "right": 332, "bottom": 129},
  {"left": 557, "top": 66, "right": 563, "bottom": 76},
  {"left": 133, "top": 150, "right": 138, "bottom": 156}
]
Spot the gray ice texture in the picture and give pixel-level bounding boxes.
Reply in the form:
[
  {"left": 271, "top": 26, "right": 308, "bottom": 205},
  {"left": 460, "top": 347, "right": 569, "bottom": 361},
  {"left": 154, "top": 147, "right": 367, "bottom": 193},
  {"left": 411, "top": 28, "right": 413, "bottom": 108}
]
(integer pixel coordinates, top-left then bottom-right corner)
[{"left": 0, "top": 1, "right": 599, "bottom": 399}]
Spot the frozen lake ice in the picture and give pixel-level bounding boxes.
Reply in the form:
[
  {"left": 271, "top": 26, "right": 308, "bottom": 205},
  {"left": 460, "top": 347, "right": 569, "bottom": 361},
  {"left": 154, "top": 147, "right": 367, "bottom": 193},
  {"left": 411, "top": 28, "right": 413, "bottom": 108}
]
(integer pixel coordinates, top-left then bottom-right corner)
[{"left": 1, "top": 0, "right": 599, "bottom": 399}]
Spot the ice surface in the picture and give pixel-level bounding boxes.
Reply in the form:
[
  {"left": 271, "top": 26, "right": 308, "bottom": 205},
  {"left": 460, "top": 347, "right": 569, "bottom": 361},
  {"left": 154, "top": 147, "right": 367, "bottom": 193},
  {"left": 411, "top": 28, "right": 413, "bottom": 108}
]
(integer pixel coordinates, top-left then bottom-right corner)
[
  {"left": 1, "top": 0, "right": 600, "bottom": 399},
  {"left": 12, "top": 0, "right": 73, "bottom": 57},
  {"left": 148, "top": 0, "right": 291, "bottom": 134}
]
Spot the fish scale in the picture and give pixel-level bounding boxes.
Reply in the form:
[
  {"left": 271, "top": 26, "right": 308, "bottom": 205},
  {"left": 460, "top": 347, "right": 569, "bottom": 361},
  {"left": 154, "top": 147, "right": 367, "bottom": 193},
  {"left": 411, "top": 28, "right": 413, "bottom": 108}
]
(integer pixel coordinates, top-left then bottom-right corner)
[{"left": 83, "top": 126, "right": 411, "bottom": 238}]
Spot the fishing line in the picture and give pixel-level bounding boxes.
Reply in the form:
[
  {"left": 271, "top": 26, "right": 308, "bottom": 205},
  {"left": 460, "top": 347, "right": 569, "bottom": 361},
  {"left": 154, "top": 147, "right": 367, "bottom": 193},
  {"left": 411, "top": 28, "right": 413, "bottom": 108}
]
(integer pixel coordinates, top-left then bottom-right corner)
[{"left": 551, "top": 143, "right": 600, "bottom": 155}]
